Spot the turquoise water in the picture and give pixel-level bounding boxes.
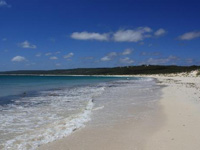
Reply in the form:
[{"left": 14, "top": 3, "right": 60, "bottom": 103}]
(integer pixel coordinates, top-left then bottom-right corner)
[
  {"left": 0, "top": 75, "right": 134, "bottom": 150},
  {"left": 0, "top": 75, "right": 160, "bottom": 150},
  {"left": 0, "top": 75, "right": 122, "bottom": 100}
]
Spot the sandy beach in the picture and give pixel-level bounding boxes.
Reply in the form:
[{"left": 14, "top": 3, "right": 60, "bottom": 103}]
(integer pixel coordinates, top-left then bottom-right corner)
[
  {"left": 38, "top": 73, "right": 200, "bottom": 150},
  {"left": 145, "top": 75, "right": 200, "bottom": 150},
  {"left": 1, "top": 0, "right": 200, "bottom": 149}
]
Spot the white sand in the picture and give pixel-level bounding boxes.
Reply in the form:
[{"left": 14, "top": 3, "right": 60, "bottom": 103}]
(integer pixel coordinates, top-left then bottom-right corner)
[
  {"left": 38, "top": 73, "right": 200, "bottom": 150},
  {"left": 145, "top": 76, "right": 200, "bottom": 150}
]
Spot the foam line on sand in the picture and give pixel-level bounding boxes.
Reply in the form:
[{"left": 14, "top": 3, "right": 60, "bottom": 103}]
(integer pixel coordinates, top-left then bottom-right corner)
[{"left": 38, "top": 74, "right": 200, "bottom": 150}]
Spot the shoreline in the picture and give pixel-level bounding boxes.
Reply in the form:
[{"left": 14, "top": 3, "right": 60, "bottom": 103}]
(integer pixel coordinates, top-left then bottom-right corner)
[
  {"left": 38, "top": 74, "right": 200, "bottom": 150},
  {"left": 0, "top": 74, "right": 140, "bottom": 78},
  {"left": 38, "top": 77, "right": 163, "bottom": 150}
]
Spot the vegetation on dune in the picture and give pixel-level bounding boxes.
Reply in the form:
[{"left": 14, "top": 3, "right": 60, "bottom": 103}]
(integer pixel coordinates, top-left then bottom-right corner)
[
  {"left": 0, "top": 65, "right": 200, "bottom": 75},
  {"left": 197, "top": 70, "right": 200, "bottom": 76}
]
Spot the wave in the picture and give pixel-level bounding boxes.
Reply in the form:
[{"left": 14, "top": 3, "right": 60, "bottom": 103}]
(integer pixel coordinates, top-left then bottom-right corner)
[
  {"left": 4, "top": 99, "right": 94, "bottom": 150},
  {"left": 0, "top": 77, "right": 152, "bottom": 150},
  {"left": 1, "top": 86, "right": 105, "bottom": 150}
]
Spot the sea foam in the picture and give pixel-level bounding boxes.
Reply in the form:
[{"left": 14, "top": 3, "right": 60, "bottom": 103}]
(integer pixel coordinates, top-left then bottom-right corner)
[{"left": 1, "top": 86, "right": 105, "bottom": 150}]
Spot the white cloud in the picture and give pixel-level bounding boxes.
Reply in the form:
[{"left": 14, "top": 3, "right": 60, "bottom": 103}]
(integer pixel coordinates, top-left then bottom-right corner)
[
  {"left": 101, "top": 52, "right": 117, "bottom": 61},
  {"left": 45, "top": 53, "right": 52, "bottom": 56},
  {"left": 55, "top": 51, "right": 61, "bottom": 54},
  {"left": 50, "top": 56, "right": 58, "bottom": 60},
  {"left": 19, "top": 41, "right": 37, "bottom": 49},
  {"left": 82, "top": 57, "right": 94, "bottom": 60},
  {"left": 71, "top": 32, "right": 109, "bottom": 41},
  {"left": 141, "top": 52, "right": 147, "bottom": 56},
  {"left": 100, "top": 49, "right": 133, "bottom": 62},
  {"left": 64, "top": 52, "right": 74, "bottom": 59},
  {"left": 101, "top": 56, "right": 110, "bottom": 61},
  {"left": 146, "top": 58, "right": 168, "bottom": 65},
  {"left": 141, "top": 51, "right": 161, "bottom": 56},
  {"left": 154, "top": 28, "right": 166, "bottom": 36},
  {"left": 185, "top": 58, "right": 194, "bottom": 64},
  {"left": 122, "top": 48, "right": 133, "bottom": 55},
  {"left": 11, "top": 56, "right": 26, "bottom": 62},
  {"left": 139, "top": 42, "right": 145, "bottom": 45},
  {"left": 148, "top": 43, "right": 153, "bottom": 47},
  {"left": 0, "top": 0, "right": 11, "bottom": 7},
  {"left": 26, "top": 63, "right": 36, "bottom": 66},
  {"left": 36, "top": 53, "right": 42, "bottom": 57},
  {"left": 119, "top": 57, "right": 134, "bottom": 64},
  {"left": 178, "top": 31, "right": 200, "bottom": 40},
  {"left": 113, "top": 27, "right": 152, "bottom": 42},
  {"left": 71, "top": 27, "right": 168, "bottom": 42},
  {"left": 144, "top": 55, "right": 179, "bottom": 65},
  {"left": 2, "top": 38, "right": 7, "bottom": 41},
  {"left": 4, "top": 49, "right": 8, "bottom": 52},
  {"left": 56, "top": 63, "right": 61, "bottom": 66},
  {"left": 49, "top": 37, "right": 56, "bottom": 42},
  {"left": 0, "top": 0, "right": 6, "bottom": 6}
]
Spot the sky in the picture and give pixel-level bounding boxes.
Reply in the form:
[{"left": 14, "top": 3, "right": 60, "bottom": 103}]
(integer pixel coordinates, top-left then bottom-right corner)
[{"left": 0, "top": 0, "right": 200, "bottom": 71}]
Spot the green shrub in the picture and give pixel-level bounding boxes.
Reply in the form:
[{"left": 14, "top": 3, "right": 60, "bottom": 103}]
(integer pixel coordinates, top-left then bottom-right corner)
[{"left": 197, "top": 70, "right": 200, "bottom": 76}]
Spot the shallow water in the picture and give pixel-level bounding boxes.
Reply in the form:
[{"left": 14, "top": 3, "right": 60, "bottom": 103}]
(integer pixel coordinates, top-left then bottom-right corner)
[
  {"left": 0, "top": 75, "right": 134, "bottom": 150},
  {"left": 90, "top": 78, "right": 162, "bottom": 127}
]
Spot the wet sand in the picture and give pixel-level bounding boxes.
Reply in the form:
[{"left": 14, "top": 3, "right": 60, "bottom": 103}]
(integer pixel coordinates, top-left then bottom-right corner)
[
  {"left": 39, "top": 75, "right": 200, "bottom": 150},
  {"left": 38, "top": 99, "right": 164, "bottom": 150}
]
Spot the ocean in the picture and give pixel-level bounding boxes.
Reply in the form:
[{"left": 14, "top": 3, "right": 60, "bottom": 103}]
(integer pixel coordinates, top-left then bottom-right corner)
[{"left": 0, "top": 75, "right": 160, "bottom": 150}]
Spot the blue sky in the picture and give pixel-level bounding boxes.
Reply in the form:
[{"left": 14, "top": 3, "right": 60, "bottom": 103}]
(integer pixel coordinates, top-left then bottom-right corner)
[{"left": 0, "top": 0, "right": 200, "bottom": 71}]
